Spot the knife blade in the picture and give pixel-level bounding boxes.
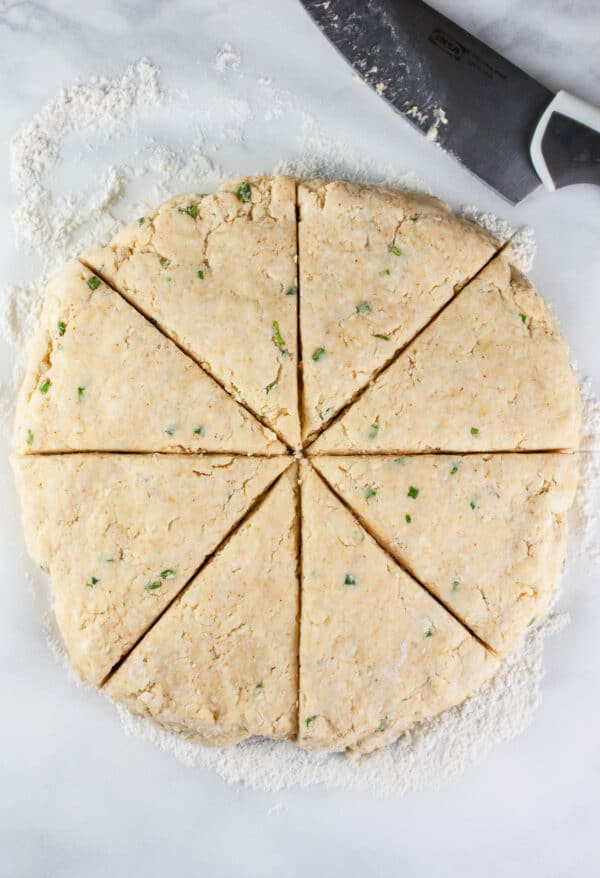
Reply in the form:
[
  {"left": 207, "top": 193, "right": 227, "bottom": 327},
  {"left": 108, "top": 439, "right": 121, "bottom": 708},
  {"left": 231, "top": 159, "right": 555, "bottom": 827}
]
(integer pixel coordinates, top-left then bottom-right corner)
[{"left": 299, "top": 0, "right": 600, "bottom": 203}]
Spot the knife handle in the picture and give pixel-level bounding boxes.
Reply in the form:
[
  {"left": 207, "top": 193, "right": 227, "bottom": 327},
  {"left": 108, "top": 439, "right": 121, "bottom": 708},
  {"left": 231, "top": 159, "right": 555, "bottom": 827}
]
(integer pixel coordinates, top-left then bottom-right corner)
[{"left": 530, "top": 90, "right": 600, "bottom": 191}]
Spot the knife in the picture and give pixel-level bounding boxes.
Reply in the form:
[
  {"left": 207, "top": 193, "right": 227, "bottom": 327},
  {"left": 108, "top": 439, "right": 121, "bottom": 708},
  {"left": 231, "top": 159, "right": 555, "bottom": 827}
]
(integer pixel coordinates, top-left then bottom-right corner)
[{"left": 299, "top": 0, "right": 600, "bottom": 203}]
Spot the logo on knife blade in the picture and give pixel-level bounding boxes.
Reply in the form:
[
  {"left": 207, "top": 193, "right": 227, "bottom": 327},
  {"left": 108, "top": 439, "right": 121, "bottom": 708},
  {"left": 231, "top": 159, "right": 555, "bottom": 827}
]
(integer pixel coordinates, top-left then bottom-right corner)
[{"left": 429, "top": 28, "right": 468, "bottom": 61}]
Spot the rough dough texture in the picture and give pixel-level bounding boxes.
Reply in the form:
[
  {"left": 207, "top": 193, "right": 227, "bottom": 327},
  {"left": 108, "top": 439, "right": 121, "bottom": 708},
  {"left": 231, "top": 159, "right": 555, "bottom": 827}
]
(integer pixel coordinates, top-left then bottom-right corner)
[
  {"left": 13, "top": 260, "right": 282, "bottom": 455},
  {"left": 312, "top": 255, "right": 581, "bottom": 453},
  {"left": 313, "top": 454, "right": 578, "bottom": 656},
  {"left": 12, "top": 454, "right": 287, "bottom": 684},
  {"left": 105, "top": 465, "right": 299, "bottom": 746},
  {"left": 299, "top": 464, "right": 499, "bottom": 754},
  {"left": 84, "top": 177, "right": 300, "bottom": 448},
  {"left": 298, "top": 180, "right": 498, "bottom": 441}
]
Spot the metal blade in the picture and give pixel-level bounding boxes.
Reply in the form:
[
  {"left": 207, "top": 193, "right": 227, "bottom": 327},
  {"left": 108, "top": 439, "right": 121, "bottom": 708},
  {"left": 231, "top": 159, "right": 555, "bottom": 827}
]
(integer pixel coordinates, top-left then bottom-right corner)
[{"left": 300, "top": 0, "right": 553, "bottom": 203}]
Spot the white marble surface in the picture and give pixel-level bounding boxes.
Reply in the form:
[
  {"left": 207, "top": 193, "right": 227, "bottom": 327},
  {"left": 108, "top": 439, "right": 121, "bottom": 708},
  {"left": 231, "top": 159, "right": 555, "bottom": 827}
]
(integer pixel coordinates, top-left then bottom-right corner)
[{"left": 0, "top": 1, "right": 599, "bottom": 875}]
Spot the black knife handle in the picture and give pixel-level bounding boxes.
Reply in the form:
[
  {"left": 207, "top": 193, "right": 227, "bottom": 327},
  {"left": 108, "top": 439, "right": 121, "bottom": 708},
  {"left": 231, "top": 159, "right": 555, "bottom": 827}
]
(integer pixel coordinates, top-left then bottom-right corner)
[{"left": 530, "top": 91, "right": 600, "bottom": 191}]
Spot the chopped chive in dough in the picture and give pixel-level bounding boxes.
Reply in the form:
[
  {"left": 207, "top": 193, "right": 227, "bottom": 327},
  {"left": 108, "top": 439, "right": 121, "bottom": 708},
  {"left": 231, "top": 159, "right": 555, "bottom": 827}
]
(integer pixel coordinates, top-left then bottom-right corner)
[
  {"left": 391, "top": 456, "right": 406, "bottom": 466},
  {"left": 388, "top": 244, "right": 402, "bottom": 256},
  {"left": 519, "top": 313, "right": 527, "bottom": 323},
  {"left": 26, "top": 429, "right": 34, "bottom": 446},
  {"left": 197, "top": 269, "right": 205, "bottom": 279},
  {"left": 344, "top": 574, "right": 356, "bottom": 585},
  {"left": 77, "top": 386, "right": 86, "bottom": 400},
  {"left": 265, "top": 380, "right": 277, "bottom": 394},
  {"left": 424, "top": 627, "right": 434, "bottom": 638},
  {"left": 255, "top": 681, "right": 264, "bottom": 690},
  {"left": 160, "top": 569, "right": 175, "bottom": 580},
  {"left": 137, "top": 216, "right": 146, "bottom": 225},
  {"left": 470, "top": 426, "right": 479, "bottom": 435},
  {"left": 470, "top": 497, "right": 478, "bottom": 509},
  {"left": 86, "top": 275, "right": 101, "bottom": 290},
  {"left": 376, "top": 717, "right": 389, "bottom": 733},
  {"left": 165, "top": 424, "right": 179, "bottom": 436},
  {"left": 236, "top": 181, "right": 252, "bottom": 203},
  {"left": 312, "top": 347, "right": 326, "bottom": 362},
  {"left": 364, "top": 486, "right": 377, "bottom": 501},
  {"left": 305, "top": 715, "right": 317, "bottom": 728},
  {"left": 285, "top": 285, "right": 297, "bottom": 296},
  {"left": 450, "top": 462, "right": 459, "bottom": 475},
  {"left": 407, "top": 485, "right": 419, "bottom": 499},
  {"left": 86, "top": 576, "right": 99, "bottom": 589},
  {"left": 159, "top": 257, "right": 170, "bottom": 268},
  {"left": 373, "top": 333, "right": 390, "bottom": 341},
  {"left": 319, "top": 406, "right": 334, "bottom": 421},
  {"left": 356, "top": 301, "right": 371, "bottom": 314},
  {"left": 379, "top": 268, "right": 391, "bottom": 277},
  {"left": 405, "top": 513, "right": 412, "bottom": 523},
  {"left": 38, "top": 379, "right": 50, "bottom": 394},
  {"left": 57, "top": 320, "right": 66, "bottom": 336},
  {"left": 193, "top": 425, "right": 204, "bottom": 435},
  {"left": 368, "top": 422, "right": 380, "bottom": 440},
  {"left": 451, "top": 580, "right": 460, "bottom": 592},
  {"left": 271, "top": 320, "right": 289, "bottom": 356},
  {"left": 528, "top": 617, "right": 536, "bottom": 627},
  {"left": 180, "top": 203, "right": 198, "bottom": 219},
  {"left": 145, "top": 580, "right": 162, "bottom": 591}
]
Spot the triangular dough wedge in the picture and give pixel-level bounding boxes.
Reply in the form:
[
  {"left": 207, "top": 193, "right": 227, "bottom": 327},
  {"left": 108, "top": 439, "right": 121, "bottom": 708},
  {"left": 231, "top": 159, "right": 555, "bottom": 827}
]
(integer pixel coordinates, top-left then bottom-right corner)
[
  {"left": 298, "top": 180, "right": 498, "bottom": 441},
  {"left": 313, "top": 454, "right": 578, "bottom": 656},
  {"left": 312, "top": 256, "right": 581, "bottom": 453},
  {"left": 83, "top": 177, "right": 300, "bottom": 448},
  {"left": 14, "top": 260, "right": 282, "bottom": 454},
  {"left": 12, "top": 454, "right": 288, "bottom": 684},
  {"left": 299, "top": 465, "right": 498, "bottom": 754},
  {"left": 105, "top": 465, "right": 299, "bottom": 746}
]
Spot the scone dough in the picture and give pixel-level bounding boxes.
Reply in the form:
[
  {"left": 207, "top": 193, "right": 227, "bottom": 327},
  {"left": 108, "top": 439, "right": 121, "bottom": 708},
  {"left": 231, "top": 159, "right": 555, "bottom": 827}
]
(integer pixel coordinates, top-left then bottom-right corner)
[
  {"left": 84, "top": 177, "right": 301, "bottom": 448},
  {"left": 12, "top": 454, "right": 287, "bottom": 684},
  {"left": 299, "top": 464, "right": 498, "bottom": 754},
  {"left": 14, "top": 260, "right": 282, "bottom": 455},
  {"left": 313, "top": 454, "right": 578, "bottom": 655},
  {"left": 105, "top": 465, "right": 299, "bottom": 746},
  {"left": 313, "top": 255, "right": 581, "bottom": 453},
  {"left": 298, "top": 180, "right": 498, "bottom": 441}
]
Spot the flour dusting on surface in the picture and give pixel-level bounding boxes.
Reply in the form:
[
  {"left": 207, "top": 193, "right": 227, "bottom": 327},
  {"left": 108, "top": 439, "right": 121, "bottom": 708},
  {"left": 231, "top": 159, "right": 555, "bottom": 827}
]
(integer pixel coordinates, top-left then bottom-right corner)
[{"left": 1, "top": 56, "right": 598, "bottom": 796}]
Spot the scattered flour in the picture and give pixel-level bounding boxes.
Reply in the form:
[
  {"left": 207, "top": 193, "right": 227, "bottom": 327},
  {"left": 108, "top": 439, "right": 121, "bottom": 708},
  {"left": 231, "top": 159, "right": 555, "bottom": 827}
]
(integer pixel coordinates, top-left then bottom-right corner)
[
  {"left": 426, "top": 107, "right": 448, "bottom": 142},
  {"left": 2, "top": 56, "right": 599, "bottom": 796}
]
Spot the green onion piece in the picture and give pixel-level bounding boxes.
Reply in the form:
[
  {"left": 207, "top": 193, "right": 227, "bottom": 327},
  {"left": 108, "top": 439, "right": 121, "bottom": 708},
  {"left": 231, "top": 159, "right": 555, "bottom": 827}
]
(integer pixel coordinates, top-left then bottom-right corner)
[
  {"left": 77, "top": 386, "right": 85, "bottom": 400},
  {"left": 161, "top": 569, "right": 175, "bottom": 580},
  {"left": 86, "top": 576, "right": 99, "bottom": 589},
  {"left": 450, "top": 463, "right": 459, "bottom": 475},
  {"left": 519, "top": 313, "right": 527, "bottom": 323},
  {"left": 160, "top": 257, "right": 170, "bottom": 268},
  {"left": 470, "top": 427, "right": 479, "bottom": 435},
  {"left": 256, "top": 681, "right": 264, "bottom": 690},
  {"left": 165, "top": 424, "right": 179, "bottom": 436},
  {"left": 265, "top": 381, "right": 277, "bottom": 394},
  {"left": 305, "top": 715, "right": 317, "bottom": 728},
  {"left": 145, "top": 580, "right": 162, "bottom": 591},
  {"left": 193, "top": 425, "right": 204, "bottom": 436},
  {"left": 285, "top": 285, "right": 297, "bottom": 296},
  {"left": 388, "top": 244, "right": 402, "bottom": 256},
  {"left": 87, "top": 276, "right": 101, "bottom": 290},
  {"left": 424, "top": 627, "right": 434, "bottom": 638},
  {"left": 470, "top": 497, "right": 478, "bottom": 510},
  {"left": 368, "top": 423, "right": 379, "bottom": 440},
  {"left": 407, "top": 485, "right": 419, "bottom": 499},
  {"left": 356, "top": 301, "right": 370, "bottom": 314},
  {"left": 373, "top": 333, "right": 390, "bottom": 341},
  {"left": 181, "top": 203, "right": 198, "bottom": 219},
  {"left": 344, "top": 574, "right": 356, "bottom": 585},
  {"left": 312, "top": 347, "right": 325, "bottom": 362},
  {"left": 528, "top": 617, "right": 536, "bottom": 627},
  {"left": 57, "top": 321, "right": 66, "bottom": 336},
  {"left": 376, "top": 718, "right": 388, "bottom": 733},
  {"left": 39, "top": 379, "right": 50, "bottom": 394},
  {"left": 451, "top": 580, "right": 460, "bottom": 592},
  {"left": 405, "top": 513, "right": 412, "bottom": 523},
  {"left": 197, "top": 269, "right": 205, "bottom": 279},
  {"left": 272, "top": 320, "right": 289, "bottom": 355},
  {"left": 237, "top": 181, "right": 252, "bottom": 203},
  {"left": 137, "top": 217, "right": 146, "bottom": 225},
  {"left": 379, "top": 268, "right": 391, "bottom": 277},
  {"left": 26, "top": 429, "right": 34, "bottom": 446},
  {"left": 364, "top": 486, "right": 377, "bottom": 501}
]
